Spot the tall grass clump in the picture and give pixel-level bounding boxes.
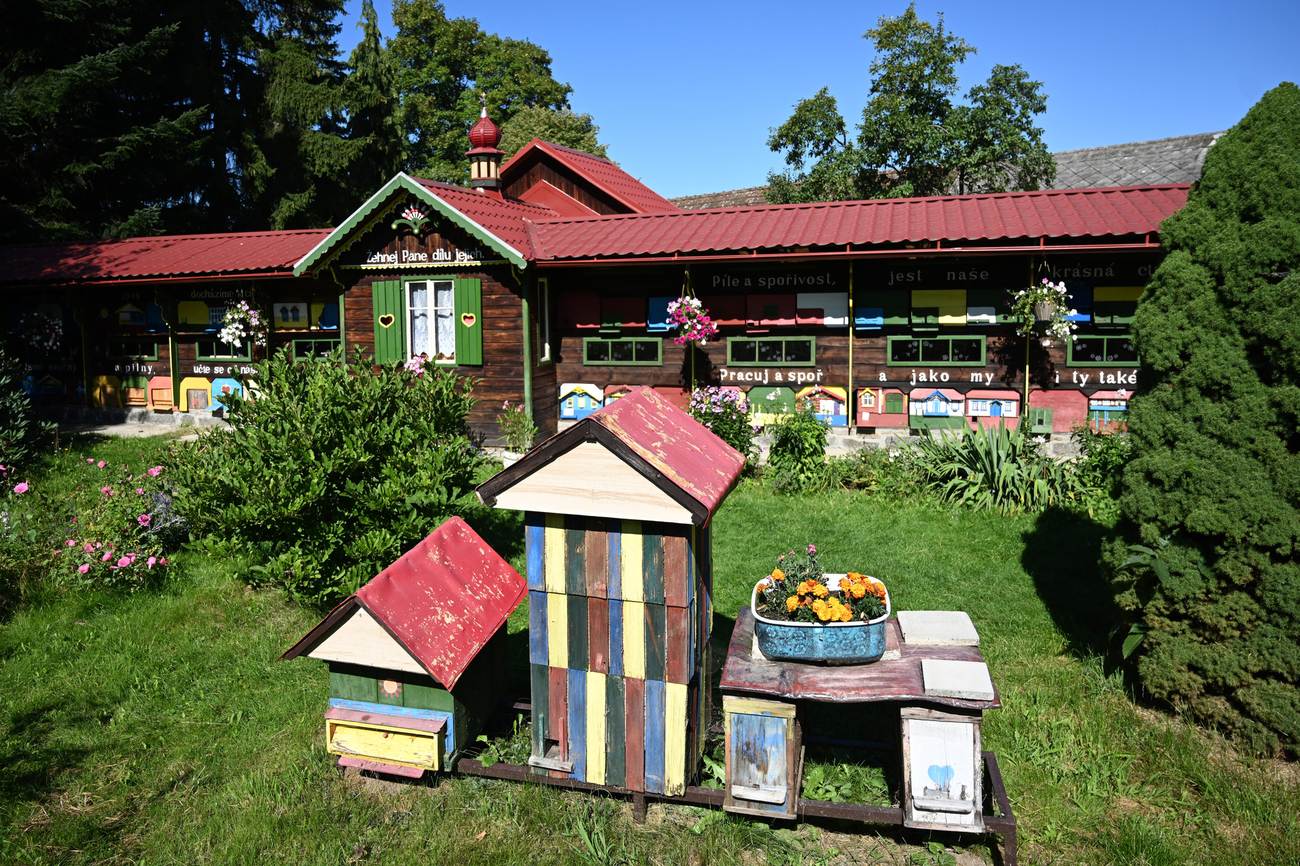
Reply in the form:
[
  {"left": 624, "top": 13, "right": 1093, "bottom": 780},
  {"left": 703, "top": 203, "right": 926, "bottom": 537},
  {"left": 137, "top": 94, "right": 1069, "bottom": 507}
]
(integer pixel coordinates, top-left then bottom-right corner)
[{"left": 910, "top": 424, "right": 1078, "bottom": 514}]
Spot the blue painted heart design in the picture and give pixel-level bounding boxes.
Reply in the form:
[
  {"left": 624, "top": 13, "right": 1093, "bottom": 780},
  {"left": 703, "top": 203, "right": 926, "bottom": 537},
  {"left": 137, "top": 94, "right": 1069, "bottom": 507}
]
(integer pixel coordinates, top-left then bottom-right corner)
[{"left": 927, "top": 765, "right": 955, "bottom": 787}]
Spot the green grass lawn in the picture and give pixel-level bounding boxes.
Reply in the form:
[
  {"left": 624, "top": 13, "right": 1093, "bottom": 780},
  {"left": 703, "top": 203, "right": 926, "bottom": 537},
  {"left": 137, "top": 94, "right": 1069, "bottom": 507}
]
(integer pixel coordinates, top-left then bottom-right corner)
[{"left": 1, "top": 435, "right": 1296, "bottom": 865}]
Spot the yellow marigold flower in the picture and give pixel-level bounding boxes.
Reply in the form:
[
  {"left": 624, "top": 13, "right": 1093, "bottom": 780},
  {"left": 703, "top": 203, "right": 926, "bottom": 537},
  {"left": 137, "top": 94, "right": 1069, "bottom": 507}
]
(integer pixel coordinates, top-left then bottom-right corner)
[
  {"left": 811, "top": 599, "right": 829, "bottom": 621},
  {"left": 839, "top": 607, "right": 853, "bottom": 622},
  {"left": 850, "top": 582, "right": 866, "bottom": 599},
  {"left": 772, "top": 568, "right": 785, "bottom": 582},
  {"left": 847, "top": 571, "right": 864, "bottom": 582},
  {"left": 812, "top": 583, "right": 829, "bottom": 598},
  {"left": 786, "top": 595, "right": 799, "bottom": 613}
]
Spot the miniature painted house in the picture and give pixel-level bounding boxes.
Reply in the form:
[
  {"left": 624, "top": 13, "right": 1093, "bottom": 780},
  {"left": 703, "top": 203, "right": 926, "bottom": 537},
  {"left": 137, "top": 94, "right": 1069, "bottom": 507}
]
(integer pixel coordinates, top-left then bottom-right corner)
[
  {"left": 965, "top": 389, "right": 1020, "bottom": 430},
  {"left": 856, "top": 387, "right": 908, "bottom": 429},
  {"left": 909, "top": 388, "right": 966, "bottom": 430},
  {"left": 282, "top": 516, "right": 525, "bottom": 778},
  {"left": 559, "top": 382, "right": 604, "bottom": 420},
  {"left": 1087, "top": 390, "right": 1129, "bottom": 432},
  {"left": 796, "top": 385, "right": 848, "bottom": 427},
  {"left": 476, "top": 388, "right": 745, "bottom": 796}
]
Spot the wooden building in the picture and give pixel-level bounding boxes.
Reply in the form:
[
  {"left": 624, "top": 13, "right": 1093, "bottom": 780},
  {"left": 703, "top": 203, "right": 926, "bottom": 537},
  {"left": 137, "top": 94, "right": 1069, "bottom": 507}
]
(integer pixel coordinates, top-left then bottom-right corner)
[
  {"left": 0, "top": 107, "right": 1189, "bottom": 444},
  {"left": 282, "top": 516, "right": 525, "bottom": 778},
  {"left": 475, "top": 388, "right": 745, "bottom": 795}
]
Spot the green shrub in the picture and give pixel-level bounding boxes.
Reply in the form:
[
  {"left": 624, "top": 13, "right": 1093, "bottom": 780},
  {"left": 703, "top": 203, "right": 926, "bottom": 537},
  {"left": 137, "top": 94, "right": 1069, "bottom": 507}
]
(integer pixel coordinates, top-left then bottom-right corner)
[
  {"left": 1103, "top": 84, "right": 1300, "bottom": 756},
  {"left": 688, "top": 387, "right": 756, "bottom": 463},
  {"left": 767, "top": 404, "right": 829, "bottom": 494},
  {"left": 825, "top": 446, "right": 919, "bottom": 497},
  {"left": 910, "top": 424, "right": 1079, "bottom": 514},
  {"left": 0, "top": 347, "right": 52, "bottom": 474},
  {"left": 496, "top": 400, "right": 538, "bottom": 452},
  {"left": 1071, "top": 426, "right": 1133, "bottom": 523},
  {"left": 169, "top": 348, "right": 483, "bottom": 605},
  {"left": 0, "top": 448, "right": 183, "bottom": 602}
]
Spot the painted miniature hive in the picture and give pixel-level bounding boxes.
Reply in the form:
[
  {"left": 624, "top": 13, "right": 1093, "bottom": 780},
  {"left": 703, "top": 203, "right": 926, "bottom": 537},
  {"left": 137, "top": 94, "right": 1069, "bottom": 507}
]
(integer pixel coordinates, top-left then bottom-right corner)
[
  {"left": 477, "top": 388, "right": 744, "bottom": 795},
  {"left": 282, "top": 516, "right": 525, "bottom": 777}
]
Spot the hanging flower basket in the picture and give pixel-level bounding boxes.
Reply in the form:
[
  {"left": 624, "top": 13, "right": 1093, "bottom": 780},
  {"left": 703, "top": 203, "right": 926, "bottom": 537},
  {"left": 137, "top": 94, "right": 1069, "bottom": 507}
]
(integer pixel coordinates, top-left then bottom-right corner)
[
  {"left": 667, "top": 295, "right": 718, "bottom": 347},
  {"left": 750, "top": 545, "right": 891, "bottom": 665}
]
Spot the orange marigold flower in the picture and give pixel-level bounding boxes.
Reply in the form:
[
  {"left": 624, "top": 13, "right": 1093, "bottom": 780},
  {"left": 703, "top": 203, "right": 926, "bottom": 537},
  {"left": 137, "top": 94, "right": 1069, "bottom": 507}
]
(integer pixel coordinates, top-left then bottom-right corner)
[
  {"left": 812, "top": 583, "right": 829, "bottom": 598},
  {"left": 839, "top": 607, "right": 853, "bottom": 622},
  {"left": 772, "top": 568, "right": 785, "bottom": 582},
  {"left": 785, "top": 595, "right": 799, "bottom": 613},
  {"left": 812, "top": 599, "right": 830, "bottom": 621},
  {"left": 847, "top": 571, "right": 864, "bottom": 582},
  {"left": 849, "top": 582, "right": 866, "bottom": 599}
]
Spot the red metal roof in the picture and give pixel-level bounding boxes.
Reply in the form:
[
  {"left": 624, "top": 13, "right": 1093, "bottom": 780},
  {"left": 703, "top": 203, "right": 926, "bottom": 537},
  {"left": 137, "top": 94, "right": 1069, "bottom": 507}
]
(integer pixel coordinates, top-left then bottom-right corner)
[
  {"left": 412, "top": 178, "right": 556, "bottom": 259},
  {"left": 590, "top": 387, "right": 744, "bottom": 519},
  {"left": 0, "top": 229, "right": 329, "bottom": 285},
  {"left": 355, "top": 516, "right": 524, "bottom": 689},
  {"left": 502, "top": 139, "right": 680, "bottom": 215},
  {"left": 529, "top": 184, "right": 1189, "bottom": 261}
]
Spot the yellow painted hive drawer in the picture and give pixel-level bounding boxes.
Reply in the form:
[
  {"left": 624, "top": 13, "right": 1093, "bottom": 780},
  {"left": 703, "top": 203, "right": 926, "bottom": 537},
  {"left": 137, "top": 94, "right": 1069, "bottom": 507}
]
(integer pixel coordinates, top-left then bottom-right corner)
[{"left": 326, "top": 719, "right": 442, "bottom": 771}]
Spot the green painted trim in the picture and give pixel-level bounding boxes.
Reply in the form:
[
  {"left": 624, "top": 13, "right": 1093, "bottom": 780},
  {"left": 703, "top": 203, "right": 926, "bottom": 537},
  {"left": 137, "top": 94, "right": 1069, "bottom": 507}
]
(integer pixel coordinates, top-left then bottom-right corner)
[
  {"left": 194, "top": 339, "right": 252, "bottom": 363},
  {"left": 293, "top": 173, "right": 527, "bottom": 276},
  {"left": 581, "top": 336, "right": 663, "bottom": 367},
  {"left": 168, "top": 320, "right": 180, "bottom": 410},
  {"left": 886, "top": 334, "right": 987, "bottom": 367},
  {"left": 1067, "top": 333, "right": 1140, "bottom": 367},
  {"left": 726, "top": 336, "right": 817, "bottom": 367},
  {"left": 337, "top": 286, "right": 346, "bottom": 356}
]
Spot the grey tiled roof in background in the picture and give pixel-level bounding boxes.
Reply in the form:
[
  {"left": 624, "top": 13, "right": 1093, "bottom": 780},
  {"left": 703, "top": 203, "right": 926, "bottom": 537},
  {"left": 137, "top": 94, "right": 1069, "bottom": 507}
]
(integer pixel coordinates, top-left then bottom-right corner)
[{"left": 670, "top": 131, "right": 1223, "bottom": 209}]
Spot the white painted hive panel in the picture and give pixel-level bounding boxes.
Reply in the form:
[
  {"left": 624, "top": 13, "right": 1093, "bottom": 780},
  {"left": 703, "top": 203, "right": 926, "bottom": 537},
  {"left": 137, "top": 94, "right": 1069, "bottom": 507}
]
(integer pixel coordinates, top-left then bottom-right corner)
[
  {"left": 921, "top": 658, "right": 995, "bottom": 702},
  {"left": 897, "top": 610, "right": 979, "bottom": 646}
]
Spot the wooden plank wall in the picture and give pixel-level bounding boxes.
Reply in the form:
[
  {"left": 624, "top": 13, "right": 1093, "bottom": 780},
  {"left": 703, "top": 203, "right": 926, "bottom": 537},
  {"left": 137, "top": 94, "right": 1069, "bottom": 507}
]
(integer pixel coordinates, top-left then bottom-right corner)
[
  {"left": 339, "top": 265, "right": 526, "bottom": 440},
  {"left": 523, "top": 511, "right": 706, "bottom": 794},
  {"left": 501, "top": 156, "right": 627, "bottom": 215}
]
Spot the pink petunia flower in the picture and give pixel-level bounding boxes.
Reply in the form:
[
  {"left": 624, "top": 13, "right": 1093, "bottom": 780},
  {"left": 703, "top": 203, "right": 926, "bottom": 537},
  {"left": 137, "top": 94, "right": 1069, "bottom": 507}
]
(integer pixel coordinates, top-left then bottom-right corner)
[
  {"left": 83, "top": 542, "right": 94, "bottom": 553},
  {"left": 117, "top": 556, "right": 131, "bottom": 568},
  {"left": 137, "top": 514, "right": 151, "bottom": 527},
  {"left": 147, "top": 556, "right": 157, "bottom": 568},
  {"left": 66, "top": 539, "right": 77, "bottom": 547},
  {"left": 807, "top": 543, "right": 817, "bottom": 556},
  {"left": 101, "top": 486, "right": 113, "bottom": 496},
  {"left": 13, "top": 481, "right": 28, "bottom": 494},
  {"left": 159, "top": 557, "right": 168, "bottom": 566},
  {"left": 135, "top": 487, "right": 145, "bottom": 495},
  {"left": 101, "top": 552, "right": 112, "bottom": 562},
  {"left": 97, "top": 460, "right": 106, "bottom": 469},
  {"left": 86, "top": 458, "right": 94, "bottom": 464},
  {"left": 147, "top": 466, "right": 163, "bottom": 477},
  {"left": 78, "top": 563, "right": 90, "bottom": 574}
]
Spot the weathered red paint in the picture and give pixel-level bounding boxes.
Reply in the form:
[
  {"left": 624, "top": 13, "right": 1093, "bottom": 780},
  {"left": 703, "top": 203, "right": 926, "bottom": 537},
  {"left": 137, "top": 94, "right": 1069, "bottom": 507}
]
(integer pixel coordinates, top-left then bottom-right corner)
[
  {"left": 349, "top": 515, "right": 525, "bottom": 690},
  {"left": 590, "top": 388, "right": 745, "bottom": 521}
]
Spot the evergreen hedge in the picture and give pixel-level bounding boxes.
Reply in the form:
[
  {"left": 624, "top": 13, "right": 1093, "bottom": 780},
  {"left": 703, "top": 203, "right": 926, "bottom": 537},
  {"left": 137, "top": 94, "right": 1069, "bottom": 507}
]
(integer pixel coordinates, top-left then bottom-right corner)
[{"left": 1106, "top": 83, "right": 1300, "bottom": 755}]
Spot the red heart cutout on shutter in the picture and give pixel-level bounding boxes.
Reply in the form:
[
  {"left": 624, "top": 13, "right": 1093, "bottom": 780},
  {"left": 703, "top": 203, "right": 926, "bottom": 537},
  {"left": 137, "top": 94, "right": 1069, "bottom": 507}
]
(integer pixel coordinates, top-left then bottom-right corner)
[
  {"left": 378, "top": 314, "right": 395, "bottom": 328},
  {"left": 460, "top": 313, "right": 477, "bottom": 328}
]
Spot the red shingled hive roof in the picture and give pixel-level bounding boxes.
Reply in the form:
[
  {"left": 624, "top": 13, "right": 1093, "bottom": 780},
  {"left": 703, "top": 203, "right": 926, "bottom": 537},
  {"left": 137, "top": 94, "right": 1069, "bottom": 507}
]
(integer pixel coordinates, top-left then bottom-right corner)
[
  {"left": 529, "top": 184, "right": 1189, "bottom": 260},
  {"left": 283, "top": 516, "right": 525, "bottom": 690},
  {"left": 588, "top": 387, "right": 745, "bottom": 519},
  {"left": 413, "top": 177, "right": 556, "bottom": 258}
]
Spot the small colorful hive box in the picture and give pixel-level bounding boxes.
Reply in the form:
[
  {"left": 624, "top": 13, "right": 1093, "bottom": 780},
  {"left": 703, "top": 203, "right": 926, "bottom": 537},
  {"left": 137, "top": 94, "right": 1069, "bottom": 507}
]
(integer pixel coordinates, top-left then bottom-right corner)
[
  {"left": 477, "top": 387, "right": 745, "bottom": 796},
  {"left": 282, "top": 516, "right": 525, "bottom": 778}
]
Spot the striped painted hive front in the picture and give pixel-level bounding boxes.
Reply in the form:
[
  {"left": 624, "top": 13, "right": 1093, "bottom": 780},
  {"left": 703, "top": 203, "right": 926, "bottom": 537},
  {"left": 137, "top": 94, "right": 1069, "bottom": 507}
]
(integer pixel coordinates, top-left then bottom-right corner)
[{"left": 524, "top": 512, "right": 714, "bottom": 795}]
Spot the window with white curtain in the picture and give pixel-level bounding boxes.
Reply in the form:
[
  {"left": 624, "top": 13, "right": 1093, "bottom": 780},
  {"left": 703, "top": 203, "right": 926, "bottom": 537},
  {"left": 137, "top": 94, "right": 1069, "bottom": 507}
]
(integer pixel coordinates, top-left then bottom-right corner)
[{"left": 407, "top": 280, "right": 456, "bottom": 362}]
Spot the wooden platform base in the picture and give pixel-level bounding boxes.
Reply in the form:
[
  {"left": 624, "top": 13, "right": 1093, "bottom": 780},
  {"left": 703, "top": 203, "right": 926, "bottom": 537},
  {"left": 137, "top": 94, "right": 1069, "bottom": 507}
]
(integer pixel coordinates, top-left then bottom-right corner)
[{"left": 448, "top": 750, "right": 1018, "bottom": 866}]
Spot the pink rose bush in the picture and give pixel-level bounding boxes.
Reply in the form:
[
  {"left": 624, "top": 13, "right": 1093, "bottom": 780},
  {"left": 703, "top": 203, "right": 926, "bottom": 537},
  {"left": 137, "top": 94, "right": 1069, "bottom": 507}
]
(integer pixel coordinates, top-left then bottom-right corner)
[{"left": 2, "top": 450, "right": 184, "bottom": 593}]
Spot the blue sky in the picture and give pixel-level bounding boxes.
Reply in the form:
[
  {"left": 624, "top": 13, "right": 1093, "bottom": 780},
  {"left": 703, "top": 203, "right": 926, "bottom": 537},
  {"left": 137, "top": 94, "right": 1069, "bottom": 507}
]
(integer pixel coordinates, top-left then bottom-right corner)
[{"left": 338, "top": 0, "right": 1300, "bottom": 198}]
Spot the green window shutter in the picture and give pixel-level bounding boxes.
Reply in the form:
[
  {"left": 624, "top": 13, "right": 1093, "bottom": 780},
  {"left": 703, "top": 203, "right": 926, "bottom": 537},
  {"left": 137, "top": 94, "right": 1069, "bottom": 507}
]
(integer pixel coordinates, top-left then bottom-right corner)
[
  {"left": 371, "top": 280, "right": 405, "bottom": 365},
  {"left": 884, "top": 392, "right": 904, "bottom": 414},
  {"left": 454, "top": 277, "right": 483, "bottom": 365}
]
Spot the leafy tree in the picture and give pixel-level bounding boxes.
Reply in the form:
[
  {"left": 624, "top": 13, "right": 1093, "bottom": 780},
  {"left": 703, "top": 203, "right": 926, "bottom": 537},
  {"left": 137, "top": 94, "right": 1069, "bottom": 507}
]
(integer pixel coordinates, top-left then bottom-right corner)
[
  {"left": 0, "top": 1, "right": 216, "bottom": 240},
  {"left": 766, "top": 3, "right": 1052, "bottom": 203},
  {"left": 1105, "top": 83, "right": 1300, "bottom": 756},
  {"left": 341, "top": 0, "right": 402, "bottom": 197},
  {"left": 390, "top": 0, "right": 572, "bottom": 181},
  {"left": 499, "top": 105, "right": 607, "bottom": 158}
]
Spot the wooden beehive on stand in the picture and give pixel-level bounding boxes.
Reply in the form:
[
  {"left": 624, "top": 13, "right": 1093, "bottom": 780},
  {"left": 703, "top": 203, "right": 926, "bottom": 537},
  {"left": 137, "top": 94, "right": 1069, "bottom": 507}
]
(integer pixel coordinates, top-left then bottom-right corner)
[
  {"left": 476, "top": 388, "right": 745, "bottom": 796},
  {"left": 282, "top": 516, "right": 525, "bottom": 778}
]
